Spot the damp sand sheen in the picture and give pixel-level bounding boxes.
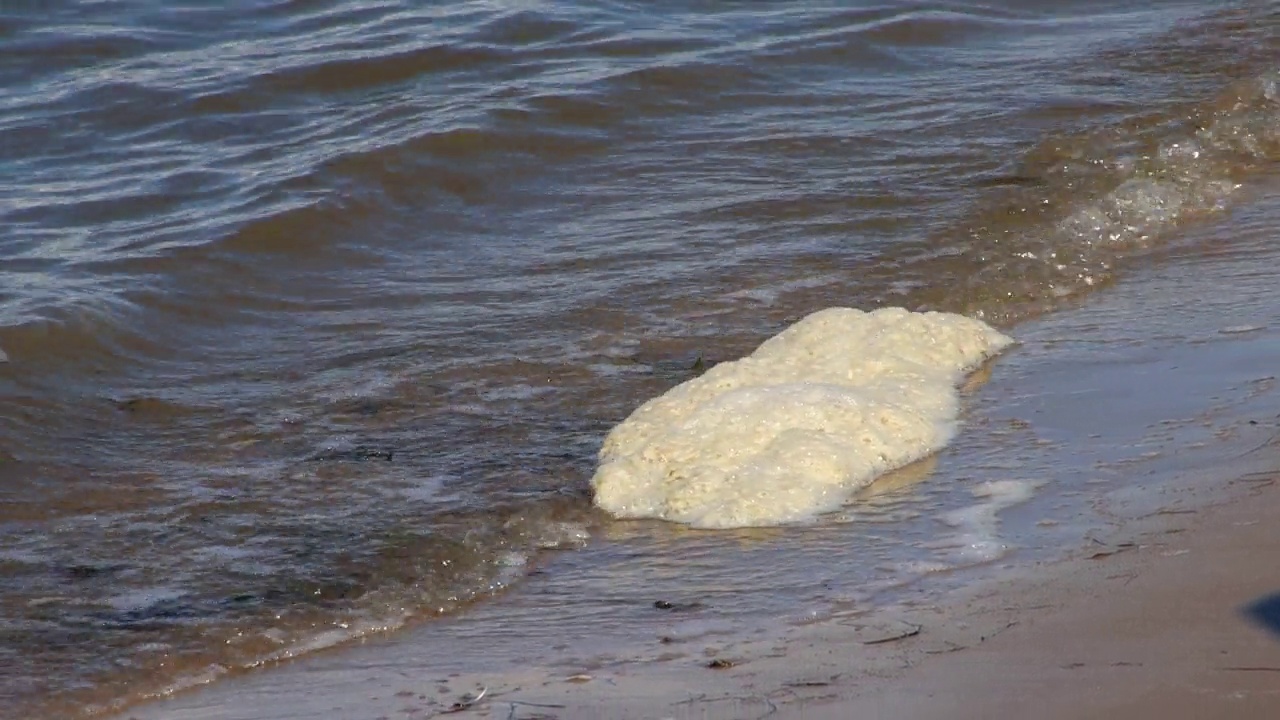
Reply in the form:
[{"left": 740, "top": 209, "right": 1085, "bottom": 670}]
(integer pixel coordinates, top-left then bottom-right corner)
[{"left": 591, "top": 307, "right": 1014, "bottom": 528}]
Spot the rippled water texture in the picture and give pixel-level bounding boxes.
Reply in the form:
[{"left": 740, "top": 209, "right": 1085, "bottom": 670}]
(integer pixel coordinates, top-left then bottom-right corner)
[{"left": 2, "top": 1, "right": 1279, "bottom": 716}]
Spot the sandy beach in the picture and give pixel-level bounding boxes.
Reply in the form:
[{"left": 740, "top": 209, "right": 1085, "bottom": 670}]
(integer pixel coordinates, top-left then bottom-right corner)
[
  {"left": 506, "top": 463, "right": 1280, "bottom": 720},
  {"left": 800, "top": 464, "right": 1280, "bottom": 720}
]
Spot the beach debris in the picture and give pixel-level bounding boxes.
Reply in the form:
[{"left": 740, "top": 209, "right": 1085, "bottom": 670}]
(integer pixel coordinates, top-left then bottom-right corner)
[
  {"left": 1234, "top": 471, "right": 1276, "bottom": 485},
  {"left": 653, "top": 599, "right": 704, "bottom": 612},
  {"left": 860, "top": 622, "right": 921, "bottom": 645},
  {"left": 646, "top": 352, "right": 715, "bottom": 380},
  {"left": 502, "top": 700, "right": 567, "bottom": 719},
  {"left": 565, "top": 674, "right": 593, "bottom": 683},
  {"left": 1140, "top": 508, "right": 1196, "bottom": 518},
  {"left": 706, "top": 659, "right": 735, "bottom": 669},
  {"left": 1088, "top": 541, "right": 1136, "bottom": 560},
  {"left": 442, "top": 686, "right": 487, "bottom": 714},
  {"left": 308, "top": 445, "right": 394, "bottom": 462},
  {"left": 782, "top": 677, "right": 837, "bottom": 688},
  {"left": 978, "top": 620, "right": 1018, "bottom": 643},
  {"left": 672, "top": 692, "right": 777, "bottom": 717},
  {"left": 689, "top": 353, "right": 708, "bottom": 375},
  {"left": 0, "top": 346, "right": 8, "bottom": 363}
]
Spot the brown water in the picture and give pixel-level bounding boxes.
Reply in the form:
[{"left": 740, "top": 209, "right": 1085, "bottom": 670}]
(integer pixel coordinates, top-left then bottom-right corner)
[{"left": 2, "top": 1, "right": 1279, "bottom": 717}]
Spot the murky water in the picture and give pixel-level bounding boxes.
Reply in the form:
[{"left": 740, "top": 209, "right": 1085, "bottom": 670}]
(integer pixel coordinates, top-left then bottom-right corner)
[{"left": 3, "top": 1, "right": 1279, "bottom": 717}]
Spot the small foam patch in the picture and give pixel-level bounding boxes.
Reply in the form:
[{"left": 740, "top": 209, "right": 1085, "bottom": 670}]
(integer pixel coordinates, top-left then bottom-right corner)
[{"left": 591, "top": 307, "right": 1013, "bottom": 528}]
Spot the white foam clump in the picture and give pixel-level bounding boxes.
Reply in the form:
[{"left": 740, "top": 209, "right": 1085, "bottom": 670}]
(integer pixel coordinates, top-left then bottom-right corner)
[{"left": 591, "top": 307, "right": 1014, "bottom": 528}]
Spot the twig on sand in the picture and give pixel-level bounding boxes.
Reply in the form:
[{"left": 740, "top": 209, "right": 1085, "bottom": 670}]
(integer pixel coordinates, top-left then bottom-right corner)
[
  {"left": 782, "top": 678, "right": 835, "bottom": 688},
  {"left": 1140, "top": 508, "right": 1196, "bottom": 518},
  {"left": 978, "top": 620, "right": 1018, "bottom": 643},
  {"left": 506, "top": 700, "right": 568, "bottom": 709},
  {"left": 1220, "top": 666, "right": 1280, "bottom": 672},
  {"left": 861, "top": 623, "right": 921, "bottom": 645},
  {"left": 1088, "top": 542, "right": 1136, "bottom": 560},
  {"left": 1235, "top": 471, "right": 1277, "bottom": 487},
  {"left": 504, "top": 699, "right": 567, "bottom": 720}
]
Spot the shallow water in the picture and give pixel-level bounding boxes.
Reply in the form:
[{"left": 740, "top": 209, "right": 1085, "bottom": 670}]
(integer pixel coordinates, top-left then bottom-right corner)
[
  {"left": 110, "top": 191, "right": 1280, "bottom": 720},
  {"left": 3, "top": 0, "right": 1280, "bottom": 716}
]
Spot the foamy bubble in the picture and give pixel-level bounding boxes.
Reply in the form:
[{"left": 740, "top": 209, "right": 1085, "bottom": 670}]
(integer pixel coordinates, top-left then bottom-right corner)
[
  {"left": 936, "top": 479, "right": 1038, "bottom": 564},
  {"left": 533, "top": 521, "right": 591, "bottom": 549},
  {"left": 590, "top": 307, "right": 1013, "bottom": 528}
]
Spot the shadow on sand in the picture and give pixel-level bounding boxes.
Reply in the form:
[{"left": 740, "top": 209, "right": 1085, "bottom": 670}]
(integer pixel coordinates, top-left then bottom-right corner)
[{"left": 1243, "top": 592, "right": 1280, "bottom": 639}]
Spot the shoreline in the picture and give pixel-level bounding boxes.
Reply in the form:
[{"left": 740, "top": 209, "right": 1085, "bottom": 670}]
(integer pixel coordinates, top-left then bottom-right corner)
[
  {"left": 111, "top": 289, "right": 1280, "bottom": 719},
  {"left": 108, "top": 192, "right": 1280, "bottom": 720},
  {"left": 111, "top": 444, "right": 1280, "bottom": 720},
  {"left": 50, "top": 288, "right": 1280, "bottom": 720}
]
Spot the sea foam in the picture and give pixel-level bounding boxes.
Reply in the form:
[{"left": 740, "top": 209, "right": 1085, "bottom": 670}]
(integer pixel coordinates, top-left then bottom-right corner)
[{"left": 591, "top": 307, "right": 1013, "bottom": 528}]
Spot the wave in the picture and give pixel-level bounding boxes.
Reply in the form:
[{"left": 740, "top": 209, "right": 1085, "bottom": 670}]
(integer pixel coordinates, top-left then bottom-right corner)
[{"left": 889, "top": 70, "right": 1280, "bottom": 324}]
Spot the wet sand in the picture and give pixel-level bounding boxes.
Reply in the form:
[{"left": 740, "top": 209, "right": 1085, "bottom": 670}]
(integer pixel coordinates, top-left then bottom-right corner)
[
  {"left": 111, "top": 444, "right": 1280, "bottom": 720},
  {"left": 801, "top": 463, "right": 1280, "bottom": 720}
]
